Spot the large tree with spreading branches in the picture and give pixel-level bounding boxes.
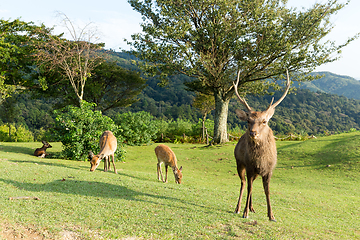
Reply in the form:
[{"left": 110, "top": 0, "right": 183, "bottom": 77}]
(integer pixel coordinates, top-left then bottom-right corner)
[
  {"left": 127, "top": 0, "right": 358, "bottom": 144},
  {"left": 0, "top": 19, "right": 48, "bottom": 100}
]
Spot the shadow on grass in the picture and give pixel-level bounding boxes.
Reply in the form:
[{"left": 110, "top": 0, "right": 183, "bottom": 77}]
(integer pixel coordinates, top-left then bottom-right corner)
[
  {"left": 0, "top": 144, "right": 34, "bottom": 155},
  {"left": 0, "top": 177, "right": 177, "bottom": 202},
  {"left": 0, "top": 177, "right": 215, "bottom": 212},
  {"left": 9, "top": 159, "right": 89, "bottom": 171}
]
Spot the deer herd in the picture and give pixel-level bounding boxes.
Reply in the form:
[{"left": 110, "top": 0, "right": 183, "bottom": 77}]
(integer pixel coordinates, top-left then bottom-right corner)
[{"left": 33, "top": 69, "right": 291, "bottom": 221}]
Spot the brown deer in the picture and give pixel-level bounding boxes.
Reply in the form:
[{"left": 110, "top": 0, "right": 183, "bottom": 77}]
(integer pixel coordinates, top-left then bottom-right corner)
[
  {"left": 155, "top": 144, "right": 183, "bottom": 184},
  {"left": 233, "top": 69, "right": 290, "bottom": 221},
  {"left": 88, "top": 130, "right": 118, "bottom": 174},
  {"left": 34, "top": 141, "right": 52, "bottom": 158}
]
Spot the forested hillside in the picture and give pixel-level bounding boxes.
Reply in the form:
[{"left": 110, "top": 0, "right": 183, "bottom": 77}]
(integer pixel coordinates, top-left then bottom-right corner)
[
  {"left": 302, "top": 72, "right": 360, "bottom": 99},
  {"left": 2, "top": 51, "right": 360, "bottom": 139},
  {"left": 112, "top": 51, "right": 360, "bottom": 135}
]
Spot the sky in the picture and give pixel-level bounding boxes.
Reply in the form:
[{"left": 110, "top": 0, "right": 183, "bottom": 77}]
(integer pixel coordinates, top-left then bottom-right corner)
[{"left": 1, "top": 0, "right": 359, "bottom": 79}]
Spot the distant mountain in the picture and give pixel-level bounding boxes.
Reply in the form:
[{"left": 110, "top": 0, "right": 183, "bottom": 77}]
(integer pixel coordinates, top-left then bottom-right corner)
[{"left": 301, "top": 72, "right": 360, "bottom": 100}]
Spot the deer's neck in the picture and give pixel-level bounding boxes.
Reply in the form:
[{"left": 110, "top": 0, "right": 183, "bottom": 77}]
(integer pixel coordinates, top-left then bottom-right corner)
[{"left": 246, "top": 130, "right": 276, "bottom": 157}]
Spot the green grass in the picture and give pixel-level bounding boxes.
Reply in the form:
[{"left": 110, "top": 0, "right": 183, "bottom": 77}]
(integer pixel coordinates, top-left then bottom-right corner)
[{"left": 0, "top": 133, "right": 359, "bottom": 239}]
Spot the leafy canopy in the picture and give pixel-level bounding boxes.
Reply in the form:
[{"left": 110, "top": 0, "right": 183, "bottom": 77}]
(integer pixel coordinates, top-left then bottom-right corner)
[
  {"left": 127, "top": 0, "right": 357, "bottom": 95},
  {"left": 0, "top": 18, "right": 47, "bottom": 99}
]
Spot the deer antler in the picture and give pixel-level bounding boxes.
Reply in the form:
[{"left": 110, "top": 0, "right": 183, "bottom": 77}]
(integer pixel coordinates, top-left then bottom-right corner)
[
  {"left": 233, "top": 70, "right": 252, "bottom": 112},
  {"left": 266, "top": 69, "right": 291, "bottom": 110}
]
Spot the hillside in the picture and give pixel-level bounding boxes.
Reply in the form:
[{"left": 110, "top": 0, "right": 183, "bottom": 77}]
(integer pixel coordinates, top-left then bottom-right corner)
[
  {"left": 109, "top": 52, "right": 360, "bottom": 135},
  {"left": 4, "top": 51, "right": 360, "bottom": 138},
  {"left": 301, "top": 71, "right": 360, "bottom": 100}
]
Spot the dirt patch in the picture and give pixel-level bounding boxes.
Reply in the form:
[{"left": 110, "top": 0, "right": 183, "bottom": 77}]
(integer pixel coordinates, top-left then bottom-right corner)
[{"left": 0, "top": 222, "right": 49, "bottom": 240}]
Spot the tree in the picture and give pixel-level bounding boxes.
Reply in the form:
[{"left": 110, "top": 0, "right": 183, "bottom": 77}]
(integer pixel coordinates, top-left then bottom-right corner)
[
  {"left": 192, "top": 92, "right": 215, "bottom": 140},
  {"left": 33, "top": 13, "right": 104, "bottom": 106},
  {"left": 0, "top": 19, "right": 46, "bottom": 100},
  {"left": 127, "top": 0, "right": 358, "bottom": 143},
  {"left": 0, "top": 95, "right": 20, "bottom": 139},
  {"left": 84, "top": 61, "right": 147, "bottom": 112}
]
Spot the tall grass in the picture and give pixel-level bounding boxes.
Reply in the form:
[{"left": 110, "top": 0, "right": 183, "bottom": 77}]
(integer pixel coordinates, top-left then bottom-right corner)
[{"left": 0, "top": 132, "right": 359, "bottom": 239}]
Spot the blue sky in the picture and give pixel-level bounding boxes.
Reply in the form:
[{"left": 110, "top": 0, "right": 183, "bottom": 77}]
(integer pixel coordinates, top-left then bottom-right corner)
[{"left": 1, "top": 0, "right": 359, "bottom": 79}]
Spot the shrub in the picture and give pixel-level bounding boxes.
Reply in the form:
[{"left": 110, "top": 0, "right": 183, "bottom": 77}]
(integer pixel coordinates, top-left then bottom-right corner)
[
  {"left": 51, "top": 101, "right": 122, "bottom": 160},
  {"left": 191, "top": 118, "right": 215, "bottom": 138},
  {"left": 165, "top": 119, "right": 193, "bottom": 137},
  {"left": 113, "top": 111, "right": 159, "bottom": 146},
  {"left": 0, "top": 124, "right": 33, "bottom": 142},
  {"left": 14, "top": 125, "right": 34, "bottom": 142}
]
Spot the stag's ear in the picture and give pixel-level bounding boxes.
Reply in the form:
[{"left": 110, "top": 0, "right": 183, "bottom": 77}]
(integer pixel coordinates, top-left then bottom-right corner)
[
  {"left": 88, "top": 151, "right": 94, "bottom": 160},
  {"left": 42, "top": 140, "right": 46, "bottom": 145},
  {"left": 235, "top": 109, "right": 248, "bottom": 121},
  {"left": 99, "top": 153, "right": 105, "bottom": 159},
  {"left": 265, "top": 107, "right": 275, "bottom": 121}
]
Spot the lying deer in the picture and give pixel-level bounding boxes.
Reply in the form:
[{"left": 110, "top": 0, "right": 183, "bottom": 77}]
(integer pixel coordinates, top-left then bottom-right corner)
[
  {"left": 34, "top": 141, "right": 52, "bottom": 158},
  {"left": 233, "top": 69, "right": 290, "bottom": 221},
  {"left": 155, "top": 144, "right": 183, "bottom": 184},
  {"left": 88, "top": 130, "right": 118, "bottom": 174}
]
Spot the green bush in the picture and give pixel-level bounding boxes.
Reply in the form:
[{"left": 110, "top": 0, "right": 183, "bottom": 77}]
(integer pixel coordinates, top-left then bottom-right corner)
[
  {"left": 191, "top": 118, "right": 214, "bottom": 138},
  {"left": 113, "top": 111, "right": 159, "bottom": 146},
  {"left": 0, "top": 124, "right": 33, "bottom": 142},
  {"left": 51, "top": 101, "right": 122, "bottom": 160},
  {"left": 165, "top": 119, "right": 193, "bottom": 137}
]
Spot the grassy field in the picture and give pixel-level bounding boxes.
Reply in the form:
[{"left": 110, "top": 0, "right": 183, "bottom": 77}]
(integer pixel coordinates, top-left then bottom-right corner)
[{"left": 0, "top": 132, "right": 359, "bottom": 239}]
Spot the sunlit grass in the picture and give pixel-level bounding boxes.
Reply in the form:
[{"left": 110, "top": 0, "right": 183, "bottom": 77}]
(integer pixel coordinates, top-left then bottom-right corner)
[{"left": 0, "top": 133, "right": 359, "bottom": 239}]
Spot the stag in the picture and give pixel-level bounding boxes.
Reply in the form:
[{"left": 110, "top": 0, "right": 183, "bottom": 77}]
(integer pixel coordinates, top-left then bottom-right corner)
[
  {"left": 34, "top": 141, "right": 52, "bottom": 158},
  {"left": 233, "top": 69, "right": 290, "bottom": 221}
]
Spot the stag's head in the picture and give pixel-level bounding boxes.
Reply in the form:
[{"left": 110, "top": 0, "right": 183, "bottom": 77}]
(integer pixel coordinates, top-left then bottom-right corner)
[
  {"left": 233, "top": 70, "right": 290, "bottom": 142},
  {"left": 42, "top": 141, "right": 52, "bottom": 149},
  {"left": 88, "top": 150, "right": 104, "bottom": 172},
  {"left": 174, "top": 166, "right": 183, "bottom": 184}
]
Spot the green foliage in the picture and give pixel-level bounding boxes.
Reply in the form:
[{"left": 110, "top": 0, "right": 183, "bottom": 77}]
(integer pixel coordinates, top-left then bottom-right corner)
[
  {"left": 51, "top": 101, "right": 120, "bottom": 160},
  {"left": 0, "top": 19, "right": 48, "bottom": 89},
  {"left": 0, "top": 124, "right": 33, "bottom": 142},
  {"left": 113, "top": 111, "right": 159, "bottom": 146},
  {"left": 191, "top": 118, "right": 214, "bottom": 137},
  {"left": 127, "top": 0, "right": 357, "bottom": 143},
  {"left": 84, "top": 61, "right": 147, "bottom": 113},
  {"left": 155, "top": 118, "right": 214, "bottom": 143}
]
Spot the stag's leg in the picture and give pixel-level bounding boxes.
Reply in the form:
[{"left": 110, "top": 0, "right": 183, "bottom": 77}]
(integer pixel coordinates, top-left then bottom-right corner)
[
  {"left": 249, "top": 174, "right": 258, "bottom": 213},
  {"left": 111, "top": 154, "right": 117, "bottom": 174},
  {"left": 243, "top": 173, "right": 256, "bottom": 218},
  {"left": 157, "top": 162, "right": 164, "bottom": 182},
  {"left": 262, "top": 174, "right": 276, "bottom": 221},
  {"left": 104, "top": 156, "right": 108, "bottom": 172},
  {"left": 108, "top": 156, "right": 111, "bottom": 171},
  {"left": 235, "top": 166, "right": 246, "bottom": 214},
  {"left": 164, "top": 165, "right": 168, "bottom": 183}
]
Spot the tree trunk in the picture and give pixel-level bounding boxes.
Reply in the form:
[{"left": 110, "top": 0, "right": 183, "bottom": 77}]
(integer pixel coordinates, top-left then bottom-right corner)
[
  {"left": 213, "top": 91, "right": 230, "bottom": 144},
  {"left": 202, "top": 113, "right": 207, "bottom": 140},
  {"left": 8, "top": 123, "right": 11, "bottom": 139}
]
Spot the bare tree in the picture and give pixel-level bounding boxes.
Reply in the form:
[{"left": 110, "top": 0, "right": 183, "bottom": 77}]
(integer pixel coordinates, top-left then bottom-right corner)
[
  {"left": 233, "top": 69, "right": 290, "bottom": 221},
  {"left": 34, "top": 13, "right": 104, "bottom": 105}
]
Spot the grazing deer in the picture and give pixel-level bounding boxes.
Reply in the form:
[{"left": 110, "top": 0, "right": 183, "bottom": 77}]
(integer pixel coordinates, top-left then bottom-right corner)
[
  {"left": 88, "top": 130, "right": 118, "bottom": 174},
  {"left": 233, "top": 69, "right": 290, "bottom": 221},
  {"left": 155, "top": 144, "right": 183, "bottom": 184},
  {"left": 34, "top": 141, "right": 52, "bottom": 158}
]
